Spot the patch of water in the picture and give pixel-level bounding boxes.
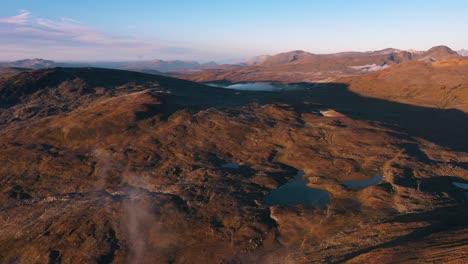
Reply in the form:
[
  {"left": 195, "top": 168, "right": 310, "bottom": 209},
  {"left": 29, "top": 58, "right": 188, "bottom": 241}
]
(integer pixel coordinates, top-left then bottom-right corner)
[
  {"left": 205, "top": 82, "right": 302, "bottom": 92},
  {"left": 453, "top": 182, "right": 468, "bottom": 190},
  {"left": 221, "top": 163, "right": 240, "bottom": 169},
  {"left": 342, "top": 175, "right": 383, "bottom": 189},
  {"left": 264, "top": 170, "right": 330, "bottom": 207}
]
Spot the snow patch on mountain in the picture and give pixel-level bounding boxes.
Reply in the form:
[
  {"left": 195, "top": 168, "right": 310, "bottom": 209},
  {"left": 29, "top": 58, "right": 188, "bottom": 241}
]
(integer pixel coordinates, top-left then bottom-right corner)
[{"left": 350, "top": 64, "right": 390, "bottom": 72}]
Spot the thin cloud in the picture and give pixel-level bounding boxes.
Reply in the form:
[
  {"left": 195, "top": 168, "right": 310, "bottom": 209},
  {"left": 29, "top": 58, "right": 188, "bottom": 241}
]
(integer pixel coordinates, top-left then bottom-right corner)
[
  {"left": 2, "top": 12, "right": 135, "bottom": 46},
  {"left": 60, "top": 17, "right": 81, "bottom": 24},
  {"left": 0, "top": 10, "right": 162, "bottom": 59},
  {"left": 0, "top": 10, "right": 246, "bottom": 61},
  {"left": 0, "top": 10, "right": 30, "bottom": 25}
]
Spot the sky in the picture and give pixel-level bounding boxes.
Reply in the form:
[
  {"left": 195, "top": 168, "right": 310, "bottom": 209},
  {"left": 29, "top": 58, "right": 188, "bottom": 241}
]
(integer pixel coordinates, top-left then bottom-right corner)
[{"left": 1, "top": 0, "right": 467, "bottom": 62}]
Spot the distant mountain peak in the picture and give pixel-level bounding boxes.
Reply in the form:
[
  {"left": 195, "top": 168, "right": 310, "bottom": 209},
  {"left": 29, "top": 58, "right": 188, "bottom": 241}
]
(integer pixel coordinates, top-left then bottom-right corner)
[
  {"left": 457, "top": 49, "right": 468, "bottom": 56},
  {"left": 420, "top": 45, "right": 459, "bottom": 62},
  {"left": 0, "top": 58, "right": 57, "bottom": 69},
  {"left": 370, "top": 48, "right": 401, "bottom": 55},
  {"left": 427, "top": 45, "right": 456, "bottom": 52},
  {"left": 290, "top": 50, "right": 308, "bottom": 54}
]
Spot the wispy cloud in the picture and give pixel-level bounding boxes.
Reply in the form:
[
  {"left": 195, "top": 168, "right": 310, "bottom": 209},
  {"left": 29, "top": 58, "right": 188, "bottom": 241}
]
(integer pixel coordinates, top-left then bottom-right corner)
[
  {"left": 0, "top": 10, "right": 140, "bottom": 47},
  {"left": 0, "top": 10, "right": 30, "bottom": 25},
  {"left": 0, "top": 10, "right": 243, "bottom": 61}
]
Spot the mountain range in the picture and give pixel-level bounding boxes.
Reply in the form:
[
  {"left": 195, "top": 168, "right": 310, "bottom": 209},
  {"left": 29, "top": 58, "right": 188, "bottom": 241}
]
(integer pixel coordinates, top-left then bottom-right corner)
[
  {"left": 1, "top": 46, "right": 464, "bottom": 80},
  {"left": 0, "top": 59, "right": 218, "bottom": 73},
  {"left": 178, "top": 46, "right": 462, "bottom": 83}
]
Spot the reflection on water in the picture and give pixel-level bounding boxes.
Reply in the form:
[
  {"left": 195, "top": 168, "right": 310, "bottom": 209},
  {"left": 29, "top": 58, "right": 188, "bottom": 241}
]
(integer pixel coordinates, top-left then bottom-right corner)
[
  {"left": 205, "top": 82, "right": 303, "bottom": 92},
  {"left": 264, "top": 170, "right": 330, "bottom": 207},
  {"left": 342, "top": 175, "right": 383, "bottom": 189},
  {"left": 453, "top": 182, "right": 468, "bottom": 190}
]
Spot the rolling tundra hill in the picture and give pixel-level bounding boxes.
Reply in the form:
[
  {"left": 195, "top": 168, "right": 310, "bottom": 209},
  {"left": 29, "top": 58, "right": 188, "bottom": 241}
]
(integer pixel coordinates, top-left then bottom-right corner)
[
  {"left": 0, "top": 67, "right": 467, "bottom": 263},
  {"left": 341, "top": 57, "right": 468, "bottom": 112}
]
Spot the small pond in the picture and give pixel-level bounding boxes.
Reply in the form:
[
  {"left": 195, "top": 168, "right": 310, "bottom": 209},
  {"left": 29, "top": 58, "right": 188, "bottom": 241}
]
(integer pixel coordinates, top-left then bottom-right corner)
[
  {"left": 264, "top": 170, "right": 330, "bottom": 207},
  {"left": 221, "top": 163, "right": 240, "bottom": 169},
  {"left": 342, "top": 175, "right": 383, "bottom": 189}
]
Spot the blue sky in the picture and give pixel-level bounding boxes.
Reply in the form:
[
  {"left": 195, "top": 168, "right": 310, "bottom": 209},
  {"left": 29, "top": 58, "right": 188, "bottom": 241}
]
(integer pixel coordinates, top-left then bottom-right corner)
[{"left": 1, "top": 0, "right": 467, "bottom": 62}]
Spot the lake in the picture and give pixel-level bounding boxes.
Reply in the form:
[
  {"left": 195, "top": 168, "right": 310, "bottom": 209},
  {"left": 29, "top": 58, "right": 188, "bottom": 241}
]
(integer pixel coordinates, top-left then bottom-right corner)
[{"left": 264, "top": 170, "right": 330, "bottom": 207}]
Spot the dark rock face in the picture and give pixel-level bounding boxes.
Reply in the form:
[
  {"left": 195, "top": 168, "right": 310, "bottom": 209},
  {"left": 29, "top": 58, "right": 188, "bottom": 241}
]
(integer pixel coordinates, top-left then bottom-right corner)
[{"left": 0, "top": 68, "right": 467, "bottom": 263}]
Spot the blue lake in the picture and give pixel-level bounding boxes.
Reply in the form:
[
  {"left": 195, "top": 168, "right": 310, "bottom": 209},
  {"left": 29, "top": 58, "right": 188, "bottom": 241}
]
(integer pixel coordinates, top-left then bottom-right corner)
[{"left": 205, "top": 82, "right": 303, "bottom": 92}]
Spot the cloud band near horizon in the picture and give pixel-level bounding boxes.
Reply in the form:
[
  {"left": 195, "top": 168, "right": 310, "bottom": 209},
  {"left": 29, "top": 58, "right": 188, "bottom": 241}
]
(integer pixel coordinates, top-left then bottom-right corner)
[{"left": 0, "top": 10, "right": 243, "bottom": 62}]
